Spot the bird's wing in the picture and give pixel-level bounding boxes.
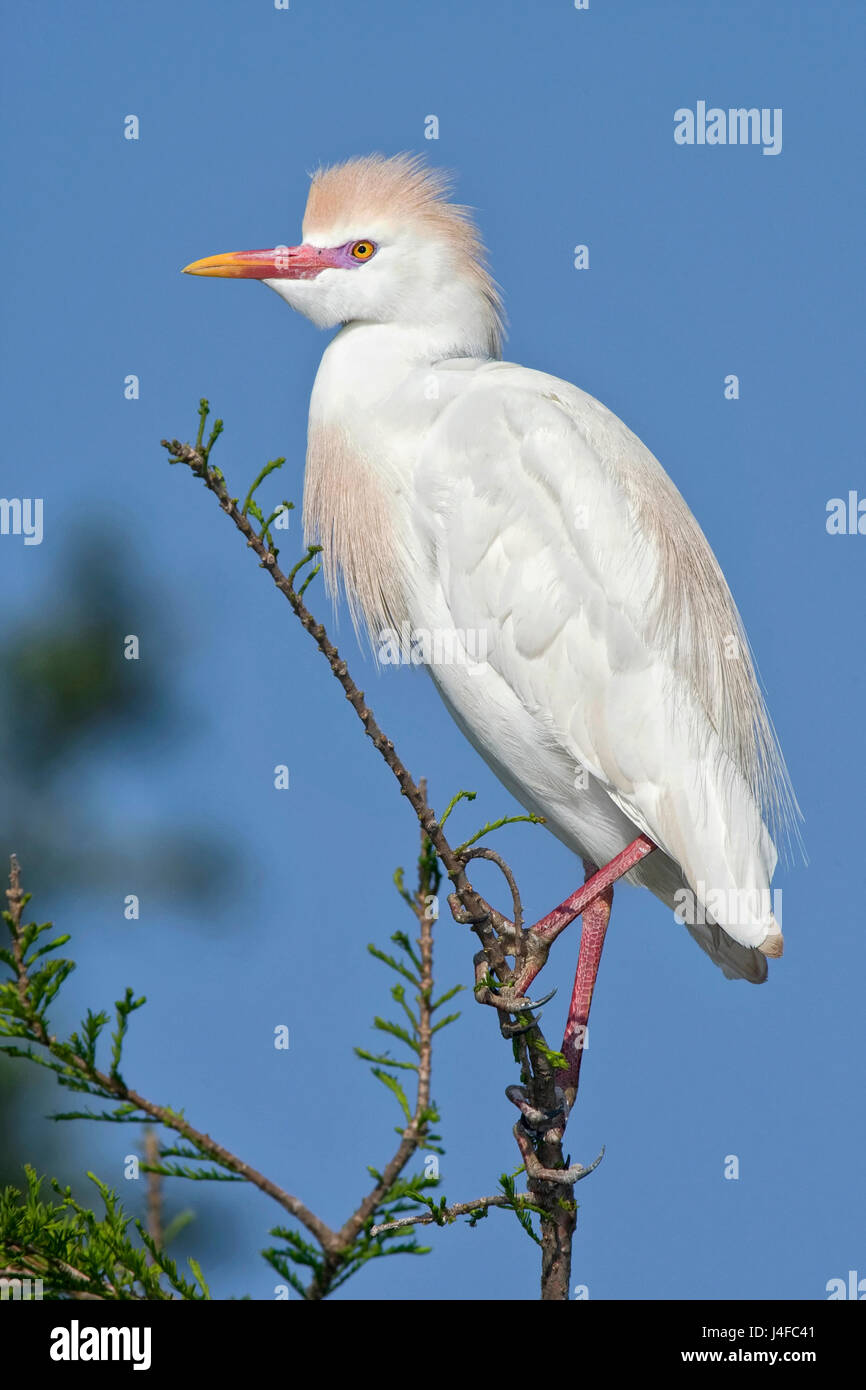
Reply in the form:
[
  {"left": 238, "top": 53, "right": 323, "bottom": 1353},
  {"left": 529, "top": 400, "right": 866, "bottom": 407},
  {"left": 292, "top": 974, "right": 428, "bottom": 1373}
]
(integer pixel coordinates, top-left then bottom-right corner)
[{"left": 413, "top": 362, "right": 797, "bottom": 953}]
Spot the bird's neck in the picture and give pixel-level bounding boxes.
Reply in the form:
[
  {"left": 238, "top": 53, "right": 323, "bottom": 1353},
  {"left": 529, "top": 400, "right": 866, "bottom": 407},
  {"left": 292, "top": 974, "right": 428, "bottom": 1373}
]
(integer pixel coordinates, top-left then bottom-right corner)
[{"left": 313, "top": 312, "right": 494, "bottom": 412}]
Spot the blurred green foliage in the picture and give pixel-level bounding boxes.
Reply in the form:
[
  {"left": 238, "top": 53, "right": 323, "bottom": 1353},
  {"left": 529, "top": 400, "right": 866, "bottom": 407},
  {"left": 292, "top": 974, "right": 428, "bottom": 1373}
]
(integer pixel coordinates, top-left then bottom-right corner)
[{"left": 0, "top": 526, "right": 231, "bottom": 1267}]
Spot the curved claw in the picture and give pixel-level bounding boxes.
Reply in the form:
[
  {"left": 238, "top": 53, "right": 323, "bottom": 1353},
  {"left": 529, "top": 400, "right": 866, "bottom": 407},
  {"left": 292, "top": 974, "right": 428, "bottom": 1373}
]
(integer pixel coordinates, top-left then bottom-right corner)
[
  {"left": 516, "top": 1128, "right": 606, "bottom": 1185},
  {"left": 521, "top": 986, "right": 557, "bottom": 1010},
  {"left": 568, "top": 1144, "right": 606, "bottom": 1183},
  {"left": 480, "top": 985, "right": 558, "bottom": 1013}
]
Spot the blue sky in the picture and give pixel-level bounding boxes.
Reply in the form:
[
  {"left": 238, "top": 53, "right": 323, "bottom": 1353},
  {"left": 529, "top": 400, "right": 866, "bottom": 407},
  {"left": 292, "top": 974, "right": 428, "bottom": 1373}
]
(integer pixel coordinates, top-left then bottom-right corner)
[{"left": 1, "top": 0, "right": 863, "bottom": 1300}]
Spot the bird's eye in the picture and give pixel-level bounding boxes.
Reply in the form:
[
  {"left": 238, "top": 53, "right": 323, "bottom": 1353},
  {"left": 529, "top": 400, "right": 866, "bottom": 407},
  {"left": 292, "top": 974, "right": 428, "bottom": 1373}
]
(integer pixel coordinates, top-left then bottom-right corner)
[{"left": 350, "top": 240, "right": 376, "bottom": 261}]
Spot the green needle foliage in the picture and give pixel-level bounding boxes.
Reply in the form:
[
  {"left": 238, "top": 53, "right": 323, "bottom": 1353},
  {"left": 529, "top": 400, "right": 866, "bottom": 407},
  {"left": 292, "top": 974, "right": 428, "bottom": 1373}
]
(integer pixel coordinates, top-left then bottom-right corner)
[{"left": 0, "top": 1167, "right": 207, "bottom": 1300}]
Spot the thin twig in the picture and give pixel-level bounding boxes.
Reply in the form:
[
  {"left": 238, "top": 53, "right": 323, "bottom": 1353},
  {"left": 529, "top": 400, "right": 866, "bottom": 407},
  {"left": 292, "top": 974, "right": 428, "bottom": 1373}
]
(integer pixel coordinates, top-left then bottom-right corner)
[
  {"left": 370, "top": 1195, "right": 513, "bottom": 1236},
  {"left": 462, "top": 845, "right": 524, "bottom": 936},
  {"left": 143, "top": 1127, "right": 163, "bottom": 1260}
]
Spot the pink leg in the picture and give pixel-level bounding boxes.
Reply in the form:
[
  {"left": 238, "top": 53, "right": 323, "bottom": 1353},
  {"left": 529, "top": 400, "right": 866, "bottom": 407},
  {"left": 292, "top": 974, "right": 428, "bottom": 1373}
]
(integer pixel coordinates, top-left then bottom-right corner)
[
  {"left": 556, "top": 859, "right": 613, "bottom": 1109},
  {"left": 512, "top": 833, "right": 655, "bottom": 998}
]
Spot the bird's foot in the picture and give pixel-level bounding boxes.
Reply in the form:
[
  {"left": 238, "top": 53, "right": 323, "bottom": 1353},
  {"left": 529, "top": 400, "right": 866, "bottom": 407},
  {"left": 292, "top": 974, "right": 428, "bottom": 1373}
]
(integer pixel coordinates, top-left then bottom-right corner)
[
  {"left": 512, "top": 1119, "right": 605, "bottom": 1185},
  {"left": 505, "top": 1083, "right": 566, "bottom": 1136},
  {"left": 475, "top": 982, "right": 557, "bottom": 1013}
]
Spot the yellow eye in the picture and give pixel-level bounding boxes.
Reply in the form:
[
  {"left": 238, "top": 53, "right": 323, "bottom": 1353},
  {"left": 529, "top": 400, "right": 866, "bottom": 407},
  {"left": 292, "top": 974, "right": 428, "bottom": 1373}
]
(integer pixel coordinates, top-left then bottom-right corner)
[{"left": 351, "top": 240, "right": 375, "bottom": 261}]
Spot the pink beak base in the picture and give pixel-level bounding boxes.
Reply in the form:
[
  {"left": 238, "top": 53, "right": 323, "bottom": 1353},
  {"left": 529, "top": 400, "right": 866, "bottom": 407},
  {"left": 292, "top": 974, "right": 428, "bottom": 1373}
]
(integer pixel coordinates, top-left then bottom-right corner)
[{"left": 183, "top": 244, "right": 343, "bottom": 280}]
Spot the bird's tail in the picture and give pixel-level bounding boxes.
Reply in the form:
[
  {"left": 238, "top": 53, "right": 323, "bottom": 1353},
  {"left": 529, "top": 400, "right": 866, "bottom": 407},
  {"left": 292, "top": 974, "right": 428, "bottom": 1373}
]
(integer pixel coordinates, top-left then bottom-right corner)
[
  {"left": 628, "top": 849, "right": 776, "bottom": 983},
  {"left": 682, "top": 918, "right": 769, "bottom": 983},
  {"left": 757, "top": 917, "right": 784, "bottom": 958}
]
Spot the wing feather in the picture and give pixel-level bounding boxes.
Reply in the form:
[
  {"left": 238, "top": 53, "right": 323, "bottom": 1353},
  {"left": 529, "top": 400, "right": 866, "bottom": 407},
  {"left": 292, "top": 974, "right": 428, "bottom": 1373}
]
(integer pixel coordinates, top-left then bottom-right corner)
[{"left": 411, "top": 363, "right": 798, "bottom": 969}]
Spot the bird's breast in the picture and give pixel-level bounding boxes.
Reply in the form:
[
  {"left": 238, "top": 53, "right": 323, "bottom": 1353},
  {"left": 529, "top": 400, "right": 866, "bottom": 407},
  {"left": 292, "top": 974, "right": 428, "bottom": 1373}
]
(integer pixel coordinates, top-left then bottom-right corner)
[{"left": 303, "top": 420, "right": 413, "bottom": 637}]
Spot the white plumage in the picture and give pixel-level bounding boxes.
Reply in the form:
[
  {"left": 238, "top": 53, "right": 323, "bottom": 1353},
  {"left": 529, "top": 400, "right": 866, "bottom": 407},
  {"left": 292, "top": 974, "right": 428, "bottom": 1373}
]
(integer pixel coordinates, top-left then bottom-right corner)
[{"left": 185, "top": 153, "right": 800, "bottom": 983}]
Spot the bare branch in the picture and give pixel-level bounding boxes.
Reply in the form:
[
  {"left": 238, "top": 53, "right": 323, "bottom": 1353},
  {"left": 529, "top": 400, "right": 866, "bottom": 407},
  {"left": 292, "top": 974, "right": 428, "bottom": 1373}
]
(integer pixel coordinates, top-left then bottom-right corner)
[
  {"left": 370, "top": 1194, "right": 513, "bottom": 1237},
  {"left": 143, "top": 1127, "right": 163, "bottom": 1260}
]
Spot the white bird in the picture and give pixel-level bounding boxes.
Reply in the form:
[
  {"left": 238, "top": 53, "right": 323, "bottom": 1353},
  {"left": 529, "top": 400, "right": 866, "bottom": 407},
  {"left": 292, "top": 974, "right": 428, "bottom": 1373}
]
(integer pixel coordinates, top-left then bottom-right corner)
[{"left": 185, "top": 154, "right": 799, "bottom": 1035}]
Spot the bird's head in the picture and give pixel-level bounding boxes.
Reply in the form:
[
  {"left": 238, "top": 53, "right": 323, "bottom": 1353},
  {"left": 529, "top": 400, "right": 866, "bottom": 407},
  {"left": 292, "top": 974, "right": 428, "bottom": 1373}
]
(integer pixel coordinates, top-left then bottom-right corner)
[{"left": 184, "top": 153, "right": 503, "bottom": 358}]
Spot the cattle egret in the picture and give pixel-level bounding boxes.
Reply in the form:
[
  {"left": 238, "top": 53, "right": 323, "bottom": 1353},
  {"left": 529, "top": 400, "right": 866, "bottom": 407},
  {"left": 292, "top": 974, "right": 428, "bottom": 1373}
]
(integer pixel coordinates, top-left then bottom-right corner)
[{"left": 185, "top": 155, "right": 800, "bottom": 1101}]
